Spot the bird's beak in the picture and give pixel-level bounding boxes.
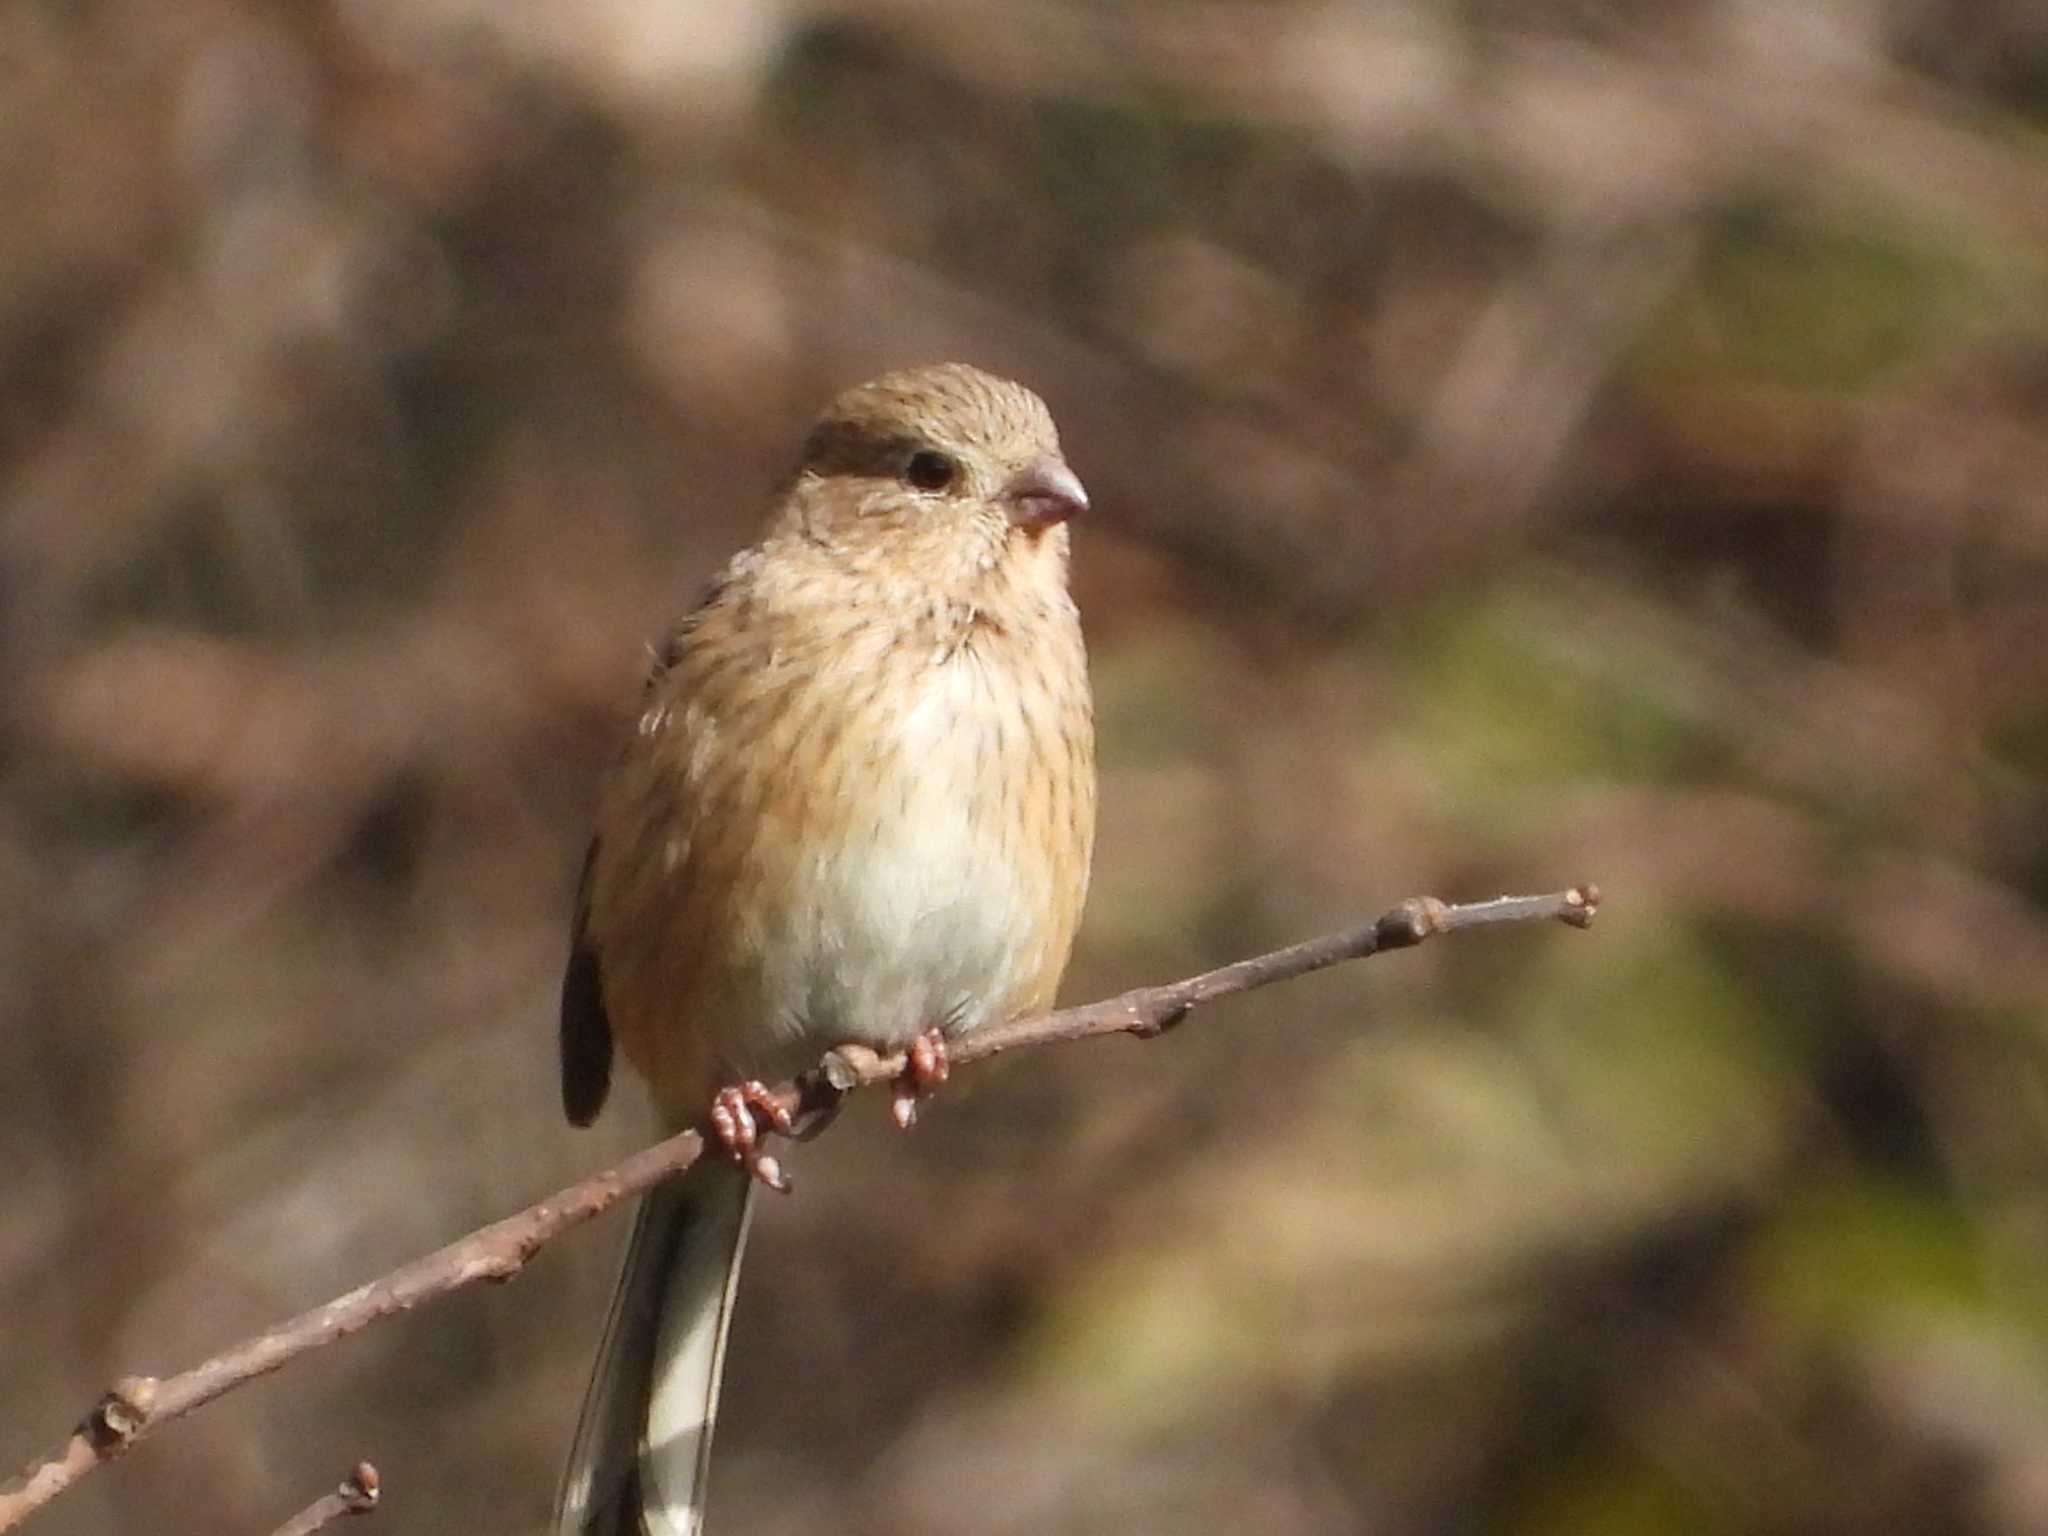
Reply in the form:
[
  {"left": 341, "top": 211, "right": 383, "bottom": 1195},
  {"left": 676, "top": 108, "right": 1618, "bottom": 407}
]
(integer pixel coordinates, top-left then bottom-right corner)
[{"left": 1002, "top": 456, "right": 1089, "bottom": 532}]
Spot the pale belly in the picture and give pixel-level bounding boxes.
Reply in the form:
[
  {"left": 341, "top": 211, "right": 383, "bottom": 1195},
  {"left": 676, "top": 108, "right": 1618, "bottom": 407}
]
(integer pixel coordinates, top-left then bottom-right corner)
[
  {"left": 759, "top": 786, "right": 1034, "bottom": 1058},
  {"left": 704, "top": 651, "right": 1059, "bottom": 1082}
]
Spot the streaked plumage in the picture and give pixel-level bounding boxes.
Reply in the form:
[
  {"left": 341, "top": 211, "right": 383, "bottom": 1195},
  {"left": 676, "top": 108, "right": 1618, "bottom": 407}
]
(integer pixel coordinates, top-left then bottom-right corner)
[{"left": 556, "top": 364, "right": 1096, "bottom": 1535}]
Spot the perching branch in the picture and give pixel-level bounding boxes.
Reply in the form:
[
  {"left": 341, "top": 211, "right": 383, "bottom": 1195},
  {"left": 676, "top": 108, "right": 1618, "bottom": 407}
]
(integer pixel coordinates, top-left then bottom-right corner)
[
  {"left": 263, "top": 1463, "right": 379, "bottom": 1536},
  {"left": 0, "top": 884, "right": 1598, "bottom": 1533}
]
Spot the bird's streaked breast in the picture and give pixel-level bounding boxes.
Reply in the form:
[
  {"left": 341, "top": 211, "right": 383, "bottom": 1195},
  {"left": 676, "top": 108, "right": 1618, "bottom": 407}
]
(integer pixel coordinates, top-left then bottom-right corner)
[{"left": 590, "top": 572, "right": 1093, "bottom": 1118}]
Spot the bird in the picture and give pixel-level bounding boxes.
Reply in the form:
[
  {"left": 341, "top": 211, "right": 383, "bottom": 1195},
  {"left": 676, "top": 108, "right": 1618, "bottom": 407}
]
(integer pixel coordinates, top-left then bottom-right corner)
[{"left": 554, "top": 363, "right": 1097, "bottom": 1536}]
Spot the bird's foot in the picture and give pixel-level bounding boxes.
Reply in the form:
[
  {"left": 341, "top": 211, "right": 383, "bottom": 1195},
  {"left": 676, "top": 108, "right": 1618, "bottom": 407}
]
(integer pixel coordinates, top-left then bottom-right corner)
[
  {"left": 891, "top": 1028, "right": 951, "bottom": 1130},
  {"left": 709, "top": 1081, "right": 795, "bottom": 1191}
]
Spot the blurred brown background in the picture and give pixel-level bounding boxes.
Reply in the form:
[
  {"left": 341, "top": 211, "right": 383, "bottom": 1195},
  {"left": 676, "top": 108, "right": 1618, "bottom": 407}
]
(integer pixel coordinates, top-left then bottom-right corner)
[{"left": 5, "top": 2, "right": 2048, "bottom": 1532}]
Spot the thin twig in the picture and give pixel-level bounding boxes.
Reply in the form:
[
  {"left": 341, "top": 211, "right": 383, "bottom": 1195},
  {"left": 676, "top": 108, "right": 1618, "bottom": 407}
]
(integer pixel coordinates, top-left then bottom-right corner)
[
  {"left": 264, "top": 1463, "right": 379, "bottom": 1536},
  {"left": 0, "top": 884, "right": 1598, "bottom": 1533},
  {"left": 808, "top": 885, "right": 1600, "bottom": 1096}
]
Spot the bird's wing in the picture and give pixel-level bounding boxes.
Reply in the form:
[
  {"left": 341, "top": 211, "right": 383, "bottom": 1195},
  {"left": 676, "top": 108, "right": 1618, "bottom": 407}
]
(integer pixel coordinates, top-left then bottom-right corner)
[
  {"left": 559, "top": 839, "right": 613, "bottom": 1126},
  {"left": 558, "top": 573, "right": 733, "bottom": 1129}
]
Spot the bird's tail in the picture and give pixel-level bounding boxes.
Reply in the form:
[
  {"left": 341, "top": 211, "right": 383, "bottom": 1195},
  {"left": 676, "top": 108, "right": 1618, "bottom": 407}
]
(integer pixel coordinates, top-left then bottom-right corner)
[{"left": 556, "top": 1157, "right": 754, "bottom": 1536}]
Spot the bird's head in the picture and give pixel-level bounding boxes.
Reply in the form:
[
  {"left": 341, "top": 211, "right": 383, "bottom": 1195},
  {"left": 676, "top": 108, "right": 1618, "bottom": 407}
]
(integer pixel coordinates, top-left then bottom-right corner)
[{"left": 777, "top": 363, "right": 1088, "bottom": 588}]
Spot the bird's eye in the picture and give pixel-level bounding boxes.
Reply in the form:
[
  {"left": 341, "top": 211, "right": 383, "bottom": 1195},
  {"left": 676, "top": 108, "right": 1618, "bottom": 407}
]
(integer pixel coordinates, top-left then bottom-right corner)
[{"left": 904, "top": 449, "right": 957, "bottom": 492}]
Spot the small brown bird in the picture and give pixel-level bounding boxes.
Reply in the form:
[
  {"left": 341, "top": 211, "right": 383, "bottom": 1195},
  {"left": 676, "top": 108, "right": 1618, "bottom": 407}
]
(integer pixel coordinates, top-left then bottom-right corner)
[{"left": 555, "top": 364, "right": 1096, "bottom": 1535}]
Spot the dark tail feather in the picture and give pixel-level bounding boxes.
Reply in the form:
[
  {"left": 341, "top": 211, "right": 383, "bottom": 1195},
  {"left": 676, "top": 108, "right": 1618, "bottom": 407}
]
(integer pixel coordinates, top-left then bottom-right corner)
[{"left": 556, "top": 1159, "right": 753, "bottom": 1536}]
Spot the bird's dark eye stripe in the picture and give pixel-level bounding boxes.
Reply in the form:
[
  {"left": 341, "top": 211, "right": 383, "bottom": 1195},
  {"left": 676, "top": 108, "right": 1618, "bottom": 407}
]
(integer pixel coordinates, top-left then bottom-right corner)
[{"left": 904, "top": 449, "right": 956, "bottom": 491}]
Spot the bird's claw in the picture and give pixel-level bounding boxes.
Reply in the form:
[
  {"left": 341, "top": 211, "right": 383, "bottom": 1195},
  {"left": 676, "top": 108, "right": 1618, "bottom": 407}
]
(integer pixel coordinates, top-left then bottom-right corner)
[
  {"left": 891, "top": 1028, "right": 951, "bottom": 1130},
  {"left": 710, "top": 1081, "right": 795, "bottom": 1191}
]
